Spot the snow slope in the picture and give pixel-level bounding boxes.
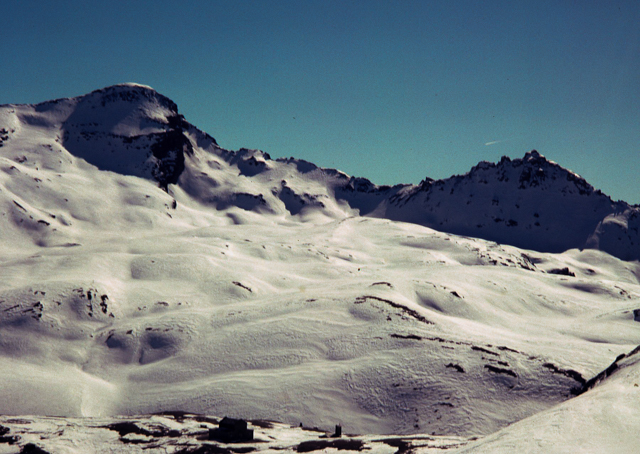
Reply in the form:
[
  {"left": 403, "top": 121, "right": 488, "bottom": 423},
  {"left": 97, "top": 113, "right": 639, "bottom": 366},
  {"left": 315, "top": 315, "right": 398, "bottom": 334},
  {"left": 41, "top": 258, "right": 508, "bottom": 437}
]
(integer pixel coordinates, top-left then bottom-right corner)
[
  {"left": 1, "top": 84, "right": 640, "bottom": 451},
  {"left": 453, "top": 346, "right": 640, "bottom": 453}
]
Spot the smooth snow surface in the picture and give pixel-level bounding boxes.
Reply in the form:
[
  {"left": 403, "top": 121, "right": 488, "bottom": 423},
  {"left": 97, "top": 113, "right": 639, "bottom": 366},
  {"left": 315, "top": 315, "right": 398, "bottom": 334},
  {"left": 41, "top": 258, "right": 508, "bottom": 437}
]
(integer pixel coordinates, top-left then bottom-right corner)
[
  {"left": 454, "top": 348, "right": 640, "bottom": 453},
  {"left": 1, "top": 84, "right": 640, "bottom": 452}
]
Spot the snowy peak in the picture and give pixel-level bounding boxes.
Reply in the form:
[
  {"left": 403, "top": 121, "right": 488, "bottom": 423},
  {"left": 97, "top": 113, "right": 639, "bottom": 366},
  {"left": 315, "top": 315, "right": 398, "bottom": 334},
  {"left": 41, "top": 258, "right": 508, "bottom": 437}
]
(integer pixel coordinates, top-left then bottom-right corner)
[
  {"left": 59, "top": 84, "right": 191, "bottom": 189},
  {"left": 64, "top": 83, "right": 180, "bottom": 136},
  {"left": 16, "top": 83, "right": 179, "bottom": 135},
  {"left": 460, "top": 150, "right": 596, "bottom": 195},
  {"left": 0, "top": 84, "right": 193, "bottom": 189},
  {"left": 513, "top": 150, "right": 594, "bottom": 194},
  {"left": 1, "top": 85, "right": 639, "bottom": 260},
  {"left": 381, "top": 150, "right": 638, "bottom": 259},
  {"left": 404, "top": 149, "right": 603, "bottom": 206}
]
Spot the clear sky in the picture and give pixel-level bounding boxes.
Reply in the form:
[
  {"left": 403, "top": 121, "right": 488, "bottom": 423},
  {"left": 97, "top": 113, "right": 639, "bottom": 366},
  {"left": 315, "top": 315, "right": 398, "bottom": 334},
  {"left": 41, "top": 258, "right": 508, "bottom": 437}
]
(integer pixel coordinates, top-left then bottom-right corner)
[{"left": 2, "top": 0, "right": 639, "bottom": 203}]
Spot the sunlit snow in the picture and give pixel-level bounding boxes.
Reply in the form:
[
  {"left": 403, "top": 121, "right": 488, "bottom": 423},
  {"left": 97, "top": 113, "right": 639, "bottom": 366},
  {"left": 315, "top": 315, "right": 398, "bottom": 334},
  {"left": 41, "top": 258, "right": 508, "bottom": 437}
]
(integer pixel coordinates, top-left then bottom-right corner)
[{"left": 1, "top": 84, "right": 639, "bottom": 453}]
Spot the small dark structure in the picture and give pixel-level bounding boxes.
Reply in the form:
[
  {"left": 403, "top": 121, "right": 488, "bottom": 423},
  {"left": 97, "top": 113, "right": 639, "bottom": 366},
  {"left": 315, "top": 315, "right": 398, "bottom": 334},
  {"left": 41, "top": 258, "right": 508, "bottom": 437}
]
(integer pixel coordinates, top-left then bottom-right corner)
[
  {"left": 331, "top": 425, "right": 342, "bottom": 438},
  {"left": 208, "top": 417, "right": 254, "bottom": 443}
]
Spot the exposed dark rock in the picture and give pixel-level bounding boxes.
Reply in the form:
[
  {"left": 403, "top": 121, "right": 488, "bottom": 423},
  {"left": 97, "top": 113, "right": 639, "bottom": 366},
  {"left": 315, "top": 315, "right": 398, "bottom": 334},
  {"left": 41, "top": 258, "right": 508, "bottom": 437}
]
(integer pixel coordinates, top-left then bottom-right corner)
[
  {"left": 229, "top": 448, "right": 257, "bottom": 453},
  {"left": 13, "top": 201, "right": 27, "bottom": 212},
  {"left": 445, "top": 363, "right": 465, "bottom": 373},
  {"left": 0, "top": 424, "right": 19, "bottom": 444},
  {"left": 548, "top": 267, "right": 576, "bottom": 277},
  {"left": 497, "top": 346, "right": 521, "bottom": 354},
  {"left": 235, "top": 155, "right": 269, "bottom": 177},
  {"left": 232, "top": 282, "right": 252, "bottom": 293},
  {"left": 355, "top": 295, "right": 433, "bottom": 325},
  {"left": 215, "top": 193, "right": 269, "bottom": 212},
  {"left": 471, "top": 346, "right": 499, "bottom": 356},
  {"left": 296, "top": 439, "right": 365, "bottom": 452},
  {"left": 150, "top": 125, "right": 192, "bottom": 190},
  {"left": 90, "top": 84, "right": 178, "bottom": 111},
  {"left": 573, "top": 353, "right": 627, "bottom": 396},
  {"left": 542, "top": 363, "right": 586, "bottom": 387},
  {"left": 373, "top": 438, "right": 412, "bottom": 454},
  {"left": 277, "top": 180, "right": 326, "bottom": 215},
  {"left": 106, "top": 422, "right": 154, "bottom": 437},
  {"left": 484, "top": 365, "right": 518, "bottom": 377},
  {"left": 21, "top": 443, "right": 50, "bottom": 454},
  {"left": 194, "top": 415, "right": 220, "bottom": 425},
  {"left": 175, "top": 445, "right": 233, "bottom": 454},
  {"left": 371, "top": 282, "right": 393, "bottom": 288},
  {"left": 105, "top": 421, "right": 180, "bottom": 438},
  {"left": 390, "top": 333, "right": 423, "bottom": 341}
]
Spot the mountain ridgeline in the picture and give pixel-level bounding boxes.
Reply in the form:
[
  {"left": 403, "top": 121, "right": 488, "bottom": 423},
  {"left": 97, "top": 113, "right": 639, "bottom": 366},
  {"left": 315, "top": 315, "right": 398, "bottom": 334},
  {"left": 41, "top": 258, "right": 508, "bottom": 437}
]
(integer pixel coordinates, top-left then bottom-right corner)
[{"left": 1, "top": 83, "right": 638, "bottom": 260}]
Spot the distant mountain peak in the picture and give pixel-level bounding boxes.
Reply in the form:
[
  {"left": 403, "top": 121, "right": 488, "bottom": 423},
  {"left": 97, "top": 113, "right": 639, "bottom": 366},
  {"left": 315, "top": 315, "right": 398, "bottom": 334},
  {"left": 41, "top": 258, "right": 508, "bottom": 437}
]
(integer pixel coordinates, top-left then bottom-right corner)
[
  {"left": 376, "top": 149, "right": 639, "bottom": 258},
  {"left": 524, "top": 149, "right": 542, "bottom": 160}
]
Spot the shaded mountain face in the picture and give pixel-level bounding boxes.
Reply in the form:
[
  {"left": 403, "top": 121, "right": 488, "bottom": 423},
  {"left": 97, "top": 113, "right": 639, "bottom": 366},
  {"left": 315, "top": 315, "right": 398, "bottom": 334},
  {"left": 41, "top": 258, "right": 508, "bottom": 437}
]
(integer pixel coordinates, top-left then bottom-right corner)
[
  {"left": 377, "top": 151, "right": 638, "bottom": 259},
  {"left": 59, "top": 84, "right": 192, "bottom": 189},
  {"left": 0, "top": 84, "right": 638, "bottom": 259}
]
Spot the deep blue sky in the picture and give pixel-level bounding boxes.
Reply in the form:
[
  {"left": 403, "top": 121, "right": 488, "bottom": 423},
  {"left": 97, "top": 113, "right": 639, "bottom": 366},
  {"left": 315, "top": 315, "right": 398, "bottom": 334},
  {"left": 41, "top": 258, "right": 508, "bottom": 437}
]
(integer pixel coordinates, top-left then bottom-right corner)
[{"left": 2, "top": 1, "right": 639, "bottom": 203}]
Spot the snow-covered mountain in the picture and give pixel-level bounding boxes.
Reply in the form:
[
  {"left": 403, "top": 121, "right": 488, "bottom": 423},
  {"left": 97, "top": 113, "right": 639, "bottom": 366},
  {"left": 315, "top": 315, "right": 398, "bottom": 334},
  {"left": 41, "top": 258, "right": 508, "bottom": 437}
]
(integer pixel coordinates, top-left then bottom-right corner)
[
  {"left": 377, "top": 152, "right": 639, "bottom": 260},
  {"left": 1, "top": 84, "right": 640, "bottom": 452},
  {"left": 2, "top": 83, "right": 637, "bottom": 259}
]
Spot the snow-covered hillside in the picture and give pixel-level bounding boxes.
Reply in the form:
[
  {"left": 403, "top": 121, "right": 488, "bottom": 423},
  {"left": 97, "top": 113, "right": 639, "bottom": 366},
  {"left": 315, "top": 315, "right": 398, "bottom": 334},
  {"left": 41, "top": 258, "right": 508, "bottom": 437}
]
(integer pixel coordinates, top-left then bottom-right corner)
[
  {"left": 1, "top": 84, "right": 639, "bottom": 452},
  {"left": 1, "top": 83, "right": 637, "bottom": 259}
]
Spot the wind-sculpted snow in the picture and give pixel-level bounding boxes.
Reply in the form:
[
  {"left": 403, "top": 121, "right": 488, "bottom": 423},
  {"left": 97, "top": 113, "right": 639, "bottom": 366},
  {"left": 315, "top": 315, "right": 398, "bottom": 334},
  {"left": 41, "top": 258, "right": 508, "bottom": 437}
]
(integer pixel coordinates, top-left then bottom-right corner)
[
  {"left": 1, "top": 215, "right": 639, "bottom": 437},
  {"left": 454, "top": 345, "right": 640, "bottom": 453},
  {"left": 1, "top": 85, "right": 640, "bottom": 450}
]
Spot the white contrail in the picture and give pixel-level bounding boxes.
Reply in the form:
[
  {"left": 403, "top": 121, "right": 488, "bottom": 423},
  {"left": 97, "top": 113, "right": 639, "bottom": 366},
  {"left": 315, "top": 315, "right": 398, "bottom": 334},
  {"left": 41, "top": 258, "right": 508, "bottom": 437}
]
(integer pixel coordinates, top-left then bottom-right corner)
[{"left": 484, "top": 137, "right": 516, "bottom": 146}]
